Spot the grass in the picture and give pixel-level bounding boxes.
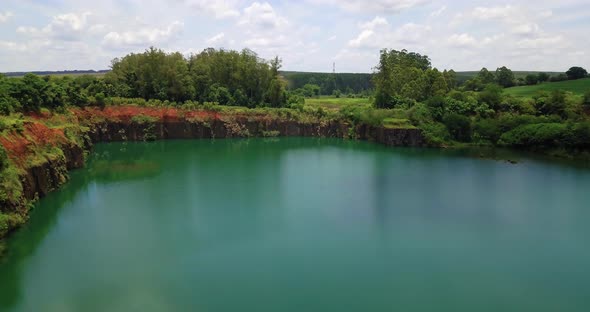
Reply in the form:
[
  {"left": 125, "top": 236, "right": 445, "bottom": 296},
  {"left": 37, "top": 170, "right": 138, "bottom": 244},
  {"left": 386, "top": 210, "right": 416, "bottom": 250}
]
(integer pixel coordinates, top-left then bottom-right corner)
[
  {"left": 305, "top": 96, "right": 372, "bottom": 111},
  {"left": 504, "top": 78, "right": 590, "bottom": 98},
  {"left": 382, "top": 118, "right": 415, "bottom": 129}
]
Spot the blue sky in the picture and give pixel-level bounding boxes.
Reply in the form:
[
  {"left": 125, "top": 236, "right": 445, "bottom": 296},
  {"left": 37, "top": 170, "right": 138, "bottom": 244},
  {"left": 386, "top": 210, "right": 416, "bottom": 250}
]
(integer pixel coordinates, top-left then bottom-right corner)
[{"left": 1, "top": 0, "right": 589, "bottom": 72}]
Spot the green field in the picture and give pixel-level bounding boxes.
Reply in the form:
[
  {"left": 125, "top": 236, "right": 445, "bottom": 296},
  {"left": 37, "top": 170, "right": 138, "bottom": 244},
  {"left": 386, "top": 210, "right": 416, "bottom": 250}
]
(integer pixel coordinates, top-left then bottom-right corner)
[
  {"left": 304, "top": 96, "right": 372, "bottom": 111},
  {"left": 504, "top": 78, "right": 590, "bottom": 97}
]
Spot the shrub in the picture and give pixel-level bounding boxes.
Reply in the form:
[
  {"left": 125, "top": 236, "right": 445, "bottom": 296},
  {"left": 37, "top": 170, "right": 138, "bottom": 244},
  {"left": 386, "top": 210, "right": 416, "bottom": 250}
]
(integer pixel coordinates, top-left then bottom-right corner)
[
  {"left": 442, "top": 113, "right": 472, "bottom": 142},
  {"left": 473, "top": 118, "right": 501, "bottom": 143},
  {"left": 408, "top": 103, "right": 433, "bottom": 126},
  {"left": 420, "top": 122, "right": 450, "bottom": 146},
  {"left": 0, "top": 145, "right": 8, "bottom": 171},
  {"left": 478, "top": 84, "right": 503, "bottom": 110},
  {"left": 536, "top": 90, "right": 567, "bottom": 117},
  {"left": 499, "top": 123, "right": 567, "bottom": 147},
  {"left": 583, "top": 90, "right": 590, "bottom": 107}
]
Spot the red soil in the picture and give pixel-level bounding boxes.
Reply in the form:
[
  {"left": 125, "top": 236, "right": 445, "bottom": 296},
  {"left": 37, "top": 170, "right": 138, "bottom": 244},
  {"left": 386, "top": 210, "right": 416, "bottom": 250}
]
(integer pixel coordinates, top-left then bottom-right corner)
[{"left": 0, "top": 121, "right": 67, "bottom": 166}]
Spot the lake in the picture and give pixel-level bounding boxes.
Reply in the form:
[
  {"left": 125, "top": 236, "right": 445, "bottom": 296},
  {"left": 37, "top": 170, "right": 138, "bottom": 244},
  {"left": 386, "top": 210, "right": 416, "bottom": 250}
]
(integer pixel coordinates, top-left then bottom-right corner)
[{"left": 1, "top": 138, "right": 589, "bottom": 311}]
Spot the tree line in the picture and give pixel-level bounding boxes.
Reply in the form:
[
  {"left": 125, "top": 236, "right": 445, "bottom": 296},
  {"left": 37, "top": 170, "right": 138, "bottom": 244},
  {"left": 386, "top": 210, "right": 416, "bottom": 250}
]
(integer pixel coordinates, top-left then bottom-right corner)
[
  {"left": 463, "top": 66, "right": 588, "bottom": 90},
  {"left": 0, "top": 47, "right": 292, "bottom": 114},
  {"left": 371, "top": 49, "right": 590, "bottom": 151},
  {"left": 283, "top": 72, "right": 373, "bottom": 96}
]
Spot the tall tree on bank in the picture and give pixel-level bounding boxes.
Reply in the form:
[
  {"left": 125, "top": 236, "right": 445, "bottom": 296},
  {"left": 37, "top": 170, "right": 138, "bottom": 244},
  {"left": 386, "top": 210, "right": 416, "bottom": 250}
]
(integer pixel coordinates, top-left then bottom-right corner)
[
  {"left": 374, "top": 49, "right": 453, "bottom": 108},
  {"left": 106, "top": 47, "right": 287, "bottom": 107},
  {"left": 495, "top": 66, "right": 515, "bottom": 88}
]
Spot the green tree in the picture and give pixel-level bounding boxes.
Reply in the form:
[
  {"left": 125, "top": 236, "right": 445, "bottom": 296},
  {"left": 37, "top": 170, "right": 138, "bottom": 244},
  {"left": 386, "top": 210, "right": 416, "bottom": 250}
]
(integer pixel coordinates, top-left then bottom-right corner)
[
  {"left": 537, "top": 72, "right": 550, "bottom": 82},
  {"left": 477, "top": 68, "right": 496, "bottom": 84},
  {"left": 525, "top": 74, "right": 539, "bottom": 85},
  {"left": 566, "top": 67, "right": 588, "bottom": 80},
  {"left": 0, "top": 75, "right": 21, "bottom": 114},
  {"left": 373, "top": 49, "right": 434, "bottom": 107},
  {"left": 537, "top": 90, "right": 567, "bottom": 116},
  {"left": 443, "top": 113, "right": 472, "bottom": 142},
  {"left": 10, "top": 73, "right": 48, "bottom": 112},
  {"left": 478, "top": 84, "right": 503, "bottom": 110},
  {"left": 302, "top": 84, "right": 321, "bottom": 97},
  {"left": 495, "top": 66, "right": 515, "bottom": 88}
]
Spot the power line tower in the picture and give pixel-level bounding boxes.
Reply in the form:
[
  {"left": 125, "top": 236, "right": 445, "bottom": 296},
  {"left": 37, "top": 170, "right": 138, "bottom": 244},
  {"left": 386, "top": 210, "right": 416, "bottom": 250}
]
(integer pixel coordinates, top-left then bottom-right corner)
[{"left": 333, "top": 62, "right": 336, "bottom": 74}]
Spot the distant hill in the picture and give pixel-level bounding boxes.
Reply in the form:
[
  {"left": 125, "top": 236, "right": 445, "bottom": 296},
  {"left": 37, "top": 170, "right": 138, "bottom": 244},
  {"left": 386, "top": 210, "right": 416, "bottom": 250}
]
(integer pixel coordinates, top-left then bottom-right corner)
[
  {"left": 504, "top": 78, "right": 590, "bottom": 97},
  {"left": 2, "top": 70, "right": 110, "bottom": 78}
]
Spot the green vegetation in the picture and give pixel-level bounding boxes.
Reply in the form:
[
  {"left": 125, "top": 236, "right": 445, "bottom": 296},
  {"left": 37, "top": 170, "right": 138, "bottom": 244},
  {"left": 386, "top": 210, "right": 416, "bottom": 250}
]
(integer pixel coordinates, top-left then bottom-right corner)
[
  {"left": 281, "top": 72, "right": 373, "bottom": 96},
  {"left": 1, "top": 46, "right": 590, "bottom": 245},
  {"left": 504, "top": 78, "right": 590, "bottom": 98}
]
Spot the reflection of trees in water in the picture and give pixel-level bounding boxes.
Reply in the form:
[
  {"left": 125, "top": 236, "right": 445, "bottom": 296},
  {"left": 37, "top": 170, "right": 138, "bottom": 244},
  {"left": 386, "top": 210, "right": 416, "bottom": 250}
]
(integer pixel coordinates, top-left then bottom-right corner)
[{"left": 0, "top": 142, "right": 165, "bottom": 309}]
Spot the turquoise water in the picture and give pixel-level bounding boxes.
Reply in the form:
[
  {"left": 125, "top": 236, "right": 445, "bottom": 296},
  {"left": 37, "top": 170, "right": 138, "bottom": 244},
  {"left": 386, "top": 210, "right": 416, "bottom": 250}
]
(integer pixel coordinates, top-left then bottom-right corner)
[{"left": 1, "top": 138, "right": 590, "bottom": 311}]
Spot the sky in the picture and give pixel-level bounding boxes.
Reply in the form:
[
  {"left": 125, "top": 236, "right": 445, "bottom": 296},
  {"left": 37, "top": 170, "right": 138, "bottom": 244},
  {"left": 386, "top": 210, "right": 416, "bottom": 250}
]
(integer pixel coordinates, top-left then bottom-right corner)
[{"left": 0, "top": 0, "right": 589, "bottom": 73}]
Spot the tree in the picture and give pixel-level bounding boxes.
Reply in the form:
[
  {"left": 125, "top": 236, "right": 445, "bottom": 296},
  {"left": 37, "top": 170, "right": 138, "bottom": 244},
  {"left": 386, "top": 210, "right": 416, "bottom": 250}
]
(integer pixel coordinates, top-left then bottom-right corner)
[
  {"left": 495, "top": 66, "right": 515, "bottom": 88},
  {"left": 477, "top": 68, "right": 496, "bottom": 84},
  {"left": 550, "top": 74, "right": 568, "bottom": 82},
  {"left": 0, "top": 75, "right": 21, "bottom": 114},
  {"left": 443, "top": 113, "right": 472, "bottom": 142},
  {"left": 374, "top": 49, "right": 435, "bottom": 107},
  {"left": 302, "top": 84, "right": 321, "bottom": 97},
  {"left": 478, "top": 84, "right": 503, "bottom": 110},
  {"left": 566, "top": 67, "right": 588, "bottom": 80},
  {"left": 525, "top": 74, "right": 539, "bottom": 85},
  {"left": 537, "top": 90, "right": 566, "bottom": 116},
  {"left": 537, "top": 72, "right": 550, "bottom": 82},
  {"left": 10, "top": 73, "right": 48, "bottom": 112}
]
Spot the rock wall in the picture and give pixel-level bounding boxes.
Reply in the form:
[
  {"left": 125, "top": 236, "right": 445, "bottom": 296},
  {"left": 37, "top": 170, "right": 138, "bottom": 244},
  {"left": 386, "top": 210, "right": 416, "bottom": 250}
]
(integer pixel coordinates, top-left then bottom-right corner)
[{"left": 86, "top": 119, "right": 426, "bottom": 146}]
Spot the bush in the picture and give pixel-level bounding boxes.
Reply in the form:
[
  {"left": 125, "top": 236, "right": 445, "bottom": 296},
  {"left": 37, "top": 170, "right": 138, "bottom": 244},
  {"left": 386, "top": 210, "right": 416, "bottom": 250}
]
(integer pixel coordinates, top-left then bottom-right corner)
[
  {"left": 478, "top": 84, "right": 503, "bottom": 110},
  {"left": 0, "top": 145, "right": 8, "bottom": 171},
  {"left": 499, "top": 123, "right": 567, "bottom": 147},
  {"left": 442, "top": 113, "right": 472, "bottom": 142},
  {"left": 583, "top": 90, "right": 590, "bottom": 107},
  {"left": 473, "top": 118, "right": 501, "bottom": 143},
  {"left": 420, "top": 122, "right": 450, "bottom": 146},
  {"left": 408, "top": 103, "right": 433, "bottom": 126},
  {"left": 536, "top": 90, "right": 566, "bottom": 117}
]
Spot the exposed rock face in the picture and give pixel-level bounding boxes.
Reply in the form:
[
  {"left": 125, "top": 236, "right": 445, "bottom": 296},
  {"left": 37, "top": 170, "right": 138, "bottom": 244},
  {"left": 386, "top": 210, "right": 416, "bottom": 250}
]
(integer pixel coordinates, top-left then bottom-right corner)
[
  {"left": 86, "top": 119, "right": 426, "bottom": 146},
  {"left": 20, "top": 143, "right": 83, "bottom": 202},
  {"left": 18, "top": 119, "right": 425, "bottom": 204}
]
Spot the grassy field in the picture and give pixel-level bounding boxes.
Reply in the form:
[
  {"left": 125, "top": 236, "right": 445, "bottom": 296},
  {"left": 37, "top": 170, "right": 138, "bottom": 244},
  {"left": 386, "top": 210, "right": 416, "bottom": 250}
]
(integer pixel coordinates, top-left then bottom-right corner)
[
  {"left": 305, "top": 96, "right": 372, "bottom": 111},
  {"left": 504, "top": 78, "right": 590, "bottom": 97}
]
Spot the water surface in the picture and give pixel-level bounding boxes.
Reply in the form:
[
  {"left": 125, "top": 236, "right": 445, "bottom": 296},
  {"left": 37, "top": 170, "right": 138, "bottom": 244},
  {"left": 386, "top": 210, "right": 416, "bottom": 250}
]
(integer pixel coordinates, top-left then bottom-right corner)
[{"left": 1, "top": 138, "right": 590, "bottom": 311}]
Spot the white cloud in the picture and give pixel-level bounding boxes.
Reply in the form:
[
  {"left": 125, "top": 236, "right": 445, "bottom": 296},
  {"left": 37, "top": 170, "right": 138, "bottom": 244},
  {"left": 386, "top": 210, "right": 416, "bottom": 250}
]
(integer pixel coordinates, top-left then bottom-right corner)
[
  {"left": 239, "top": 2, "right": 288, "bottom": 29},
  {"left": 470, "top": 5, "right": 516, "bottom": 20},
  {"left": 0, "top": 41, "right": 26, "bottom": 52},
  {"left": 184, "top": 0, "right": 240, "bottom": 19},
  {"left": 348, "top": 16, "right": 430, "bottom": 49},
  {"left": 1, "top": 0, "right": 589, "bottom": 72},
  {"left": 308, "top": 0, "right": 430, "bottom": 14},
  {"left": 447, "top": 33, "right": 477, "bottom": 47},
  {"left": 206, "top": 32, "right": 235, "bottom": 47},
  {"left": 0, "top": 11, "right": 13, "bottom": 23},
  {"left": 17, "top": 12, "right": 100, "bottom": 41},
  {"left": 359, "top": 16, "right": 389, "bottom": 29},
  {"left": 430, "top": 6, "right": 446, "bottom": 17},
  {"left": 102, "top": 21, "right": 184, "bottom": 48},
  {"left": 512, "top": 23, "right": 540, "bottom": 37}
]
